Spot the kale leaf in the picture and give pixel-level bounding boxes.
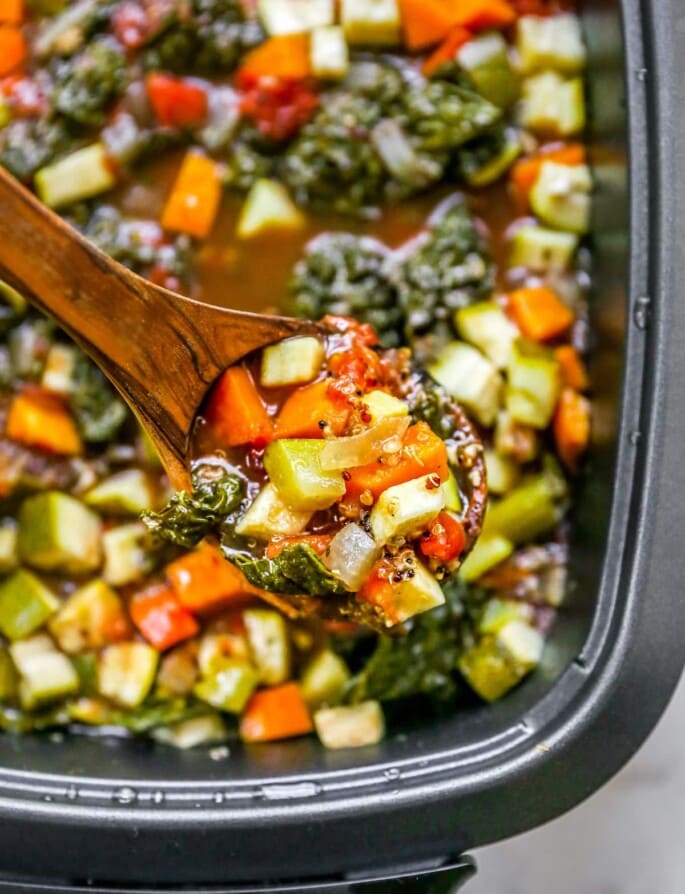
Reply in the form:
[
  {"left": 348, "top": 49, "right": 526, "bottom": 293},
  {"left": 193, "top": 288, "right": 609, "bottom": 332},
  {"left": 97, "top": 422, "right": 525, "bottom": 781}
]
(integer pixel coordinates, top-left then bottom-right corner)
[
  {"left": 228, "top": 543, "right": 351, "bottom": 597},
  {"left": 69, "top": 353, "right": 128, "bottom": 443},
  {"left": 400, "top": 82, "right": 501, "bottom": 153},
  {"left": 51, "top": 38, "right": 127, "bottom": 127},
  {"left": 0, "top": 117, "right": 75, "bottom": 181}
]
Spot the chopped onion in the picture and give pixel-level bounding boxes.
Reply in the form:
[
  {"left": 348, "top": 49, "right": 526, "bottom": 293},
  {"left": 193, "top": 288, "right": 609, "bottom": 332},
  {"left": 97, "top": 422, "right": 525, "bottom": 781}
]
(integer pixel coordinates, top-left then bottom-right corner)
[
  {"left": 319, "top": 416, "right": 410, "bottom": 471},
  {"left": 324, "top": 524, "right": 381, "bottom": 591},
  {"left": 197, "top": 87, "right": 241, "bottom": 153},
  {"left": 371, "top": 120, "right": 440, "bottom": 188}
]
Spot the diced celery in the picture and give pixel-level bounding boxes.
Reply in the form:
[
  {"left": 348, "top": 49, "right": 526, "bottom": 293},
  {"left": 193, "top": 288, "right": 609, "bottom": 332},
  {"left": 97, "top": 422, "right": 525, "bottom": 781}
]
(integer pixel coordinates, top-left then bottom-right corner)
[
  {"left": 519, "top": 71, "right": 585, "bottom": 137},
  {"left": 517, "top": 14, "right": 586, "bottom": 75},
  {"left": 300, "top": 649, "right": 350, "bottom": 709},
  {"left": 370, "top": 475, "right": 445, "bottom": 546},
  {"left": 235, "top": 484, "right": 313, "bottom": 539},
  {"left": 494, "top": 411, "right": 539, "bottom": 462},
  {"left": 455, "top": 301, "right": 519, "bottom": 370},
  {"left": 311, "top": 25, "right": 350, "bottom": 79},
  {"left": 258, "top": 0, "right": 334, "bottom": 35},
  {"left": 442, "top": 471, "right": 462, "bottom": 513},
  {"left": 0, "top": 521, "right": 18, "bottom": 574},
  {"left": 459, "top": 535, "right": 514, "bottom": 583},
  {"left": 48, "top": 579, "right": 127, "bottom": 654},
  {"left": 41, "top": 344, "right": 77, "bottom": 395},
  {"left": 324, "top": 523, "right": 381, "bottom": 590},
  {"left": 462, "top": 129, "right": 522, "bottom": 188},
  {"left": 429, "top": 342, "right": 503, "bottom": 427},
  {"left": 264, "top": 440, "right": 346, "bottom": 511},
  {"left": 35, "top": 143, "right": 117, "bottom": 210},
  {"left": 0, "top": 569, "right": 59, "bottom": 640},
  {"left": 509, "top": 224, "right": 579, "bottom": 273},
  {"left": 341, "top": 0, "right": 400, "bottom": 45},
  {"left": 243, "top": 609, "right": 291, "bottom": 686},
  {"left": 506, "top": 339, "right": 561, "bottom": 429},
  {"left": 18, "top": 492, "right": 102, "bottom": 575},
  {"left": 484, "top": 448, "right": 520, "bottom": 495},
  {"left": 260, "top": 336, "right": 324, "bottom": 388},
  {"left": 0, "top": 647, "right": 18, "bottom": 700},
  {"left": 237, "top": 179, "right": 305, "bottom": 239},
  {"left": 10, "top": 635, "right": 79, "bottom": 709},
  {"left": 362, "top": 390, "right": 408, "bottom": 424},
  {"left": 479, "top": 599, "right": 533, "bottom": 635},
  {"left": 484, "top": 473, "right": 565, "bottom": 545},
  {"left": 314, "top": 701, "right": 385, "bottom": 749},
  {"left": 102, "top": 522, "right": 151, "bottom": 586},
  {"left": 380, "top": 561, "right": 445, "bottom": 625},
  {"left": 85, "top": 469, "right": 156, "bottom": 516},
  {"left": 194, "top": 658, "right": 259, "bottom": 714},
  {"left": 530, "top": 161, "right": 591, "bottom": 234},
  {"left": 457, "top": 32, "right": 519, "bottom": 108},
  {"left": 152, "top": 714, "right": 230, "bottom": 750},
  {"left": 98, "top": 642, "right": 159, "bottom": 708}
]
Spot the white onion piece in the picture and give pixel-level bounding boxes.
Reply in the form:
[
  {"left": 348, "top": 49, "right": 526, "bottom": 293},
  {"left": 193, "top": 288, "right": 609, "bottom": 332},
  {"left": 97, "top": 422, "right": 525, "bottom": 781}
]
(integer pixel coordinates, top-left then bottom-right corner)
[
  {"left": 324, "top": 524, "right": 381, "bottom": 591},
  {"left": 319, "top": 416, "right": 410, "bottom": 471}
]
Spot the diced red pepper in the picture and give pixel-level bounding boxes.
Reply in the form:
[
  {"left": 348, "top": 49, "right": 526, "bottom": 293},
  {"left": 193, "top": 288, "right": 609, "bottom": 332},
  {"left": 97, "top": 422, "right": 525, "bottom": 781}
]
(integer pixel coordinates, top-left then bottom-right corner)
[
  {"left": 146, "top": 73, "right": 208, "bottom": 128},
  {"left": 238, "top": 72, "right": 318, "bottom": 142},
  {"left": 130, "top": 583, "right": 199, "bottom": 651},
  {"left": 419, "top": 512, "right": 466, "bottom": 563}
]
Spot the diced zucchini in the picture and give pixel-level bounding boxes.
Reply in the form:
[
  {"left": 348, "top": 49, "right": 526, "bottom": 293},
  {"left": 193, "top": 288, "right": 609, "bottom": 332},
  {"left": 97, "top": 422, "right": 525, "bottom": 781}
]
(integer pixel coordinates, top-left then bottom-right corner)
[
  {"left": 494, "top": 410, "right": 539, "bottom": 462},
  {"left": 455, "top": 301, "right": 519, "bottom": 370},
  {"left": 0, "top": 647, "right": 17, "bottom": 700},
  {"left": 311, "top": 25, "right": 350, "bottom": 79},
  {"left": 380, "top": 561, "right": 445, "bottom": 625},
  {"left": 324, "top": 523, "right": 381, "bottom": 590},
  {"left": 10, "top": 634, "right": 79, "bottom": 709},
  {"left": 198, "top": 632, "right": 250, "bottom": 676},
  {"left": 479, "top": 598, "right": 533, "bottom": 635},
  {"left": 506, "top": 338, "right": 561, "bottom": 429},
  {"left": 370, "top": 475, "right": 445, "bottom": 546},
  {"left": 237, "top": 179, "right": 305, "bottom": 239},
  {"left": 102, "top": 522, "right": 151, "bottom": 586},
  {"left": 0, "top": 569, "right": 59, "bottom": 640},
  {"left": 48, "top": 579, "right": 128, "bottom": 654},
  {"left": 462, "top": 129, "right": 522, "bottom": 188},
  {"left": 194, "top": 658, "right": 259, "bottom": 714},
  {"left": 509, "top": 224, "right": 579, "bottom": 273},
  {"left": 519, "top": 71, "right": 585, "bottom": 137},
  {"left": 35, "top": 143, "right": 117, "bottom": 210},
  {"left": 362, "top": 390, "right": 408, "bottom": 424},
  {"left": 484, "top": 472, "right": 565, "bottom": 545},
  {"left": 459, "top": 535, "right": 514, "bottom": 583},
  {"left": 457, "top": 32, "right": 519, "bottom": 108},
  {"left": 457, "top": 637, "right": 521, "bottom": 702},
  {"left": 258, "top": 0, "right": 334, "bottom": 35},
  {"left": 314, "top": 701, "right": 385, "bottom": 749},
  {"left": 517, "top": 14, "right": 586, "bottom": 75},
  {"left": 264, "top": 440, "right": 346, "bottom": 511},
  {"left": 300, "top": 649, "right": 350, "bottom": 709},
  {"left": 429, "top": 342, "right": 503, "bottom": 427},
  {"left": 85, "top": 469, "right": 156, "bottom": 516},
  {"left": 236, "top": 484, "right": 312, "bottom": 539},
  {"left": 152, "top": 714, "right": 230, "bottom": 750},
  {"left": 41, "top": 343, "right": 77, "bottom": 395},
  {"left": 442, "top": 470, "right": 462, "bottom": 513},
  {"left": 0, "top": 520, "right": 18, "bottom": 574},
  {"left": 529, "top": 161, "right": 591, "bottom": 234},
  {"left": 341, "top": 0, "right": 400, "bottom": 45},
  {"left": 243, "top": 609, "right": 291, "bottom": 686},
  {"left": 484, "top": 449, "right": 520, "bottom": 495},
  {"left": 498, "top": 619, "right": 544, "bottom": 670},
  {"left": 260, "top": 336, "right": 324, "bottom": 388},
  {"left": 98, "top": 642, "right": 159, "bottom": 708},
  {"left": 18, "top": 492, "right": 102, "bottom": 576}
]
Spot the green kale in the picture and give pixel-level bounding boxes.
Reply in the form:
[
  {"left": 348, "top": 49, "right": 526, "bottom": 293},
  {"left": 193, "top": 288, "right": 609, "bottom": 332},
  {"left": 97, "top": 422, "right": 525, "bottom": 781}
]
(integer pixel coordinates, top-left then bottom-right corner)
[
  {"left": 229, "top": 543, "right": 351, "bottom": 597},
  {"left": 68, "top": 353, "right": 128, "bottom": 443},
  {"left": 0, "top": 703, "right": 70, "bottom": 732},
  {"left": 109, "top": 698, "right": 211, "bottom": 734},
  {"left": 289, "top": 233, "right": 403, "bottom": 347},
  {"left": 142, "top": 466, "right": 245, "bottom": 549},
  {"left": 405, "top": 368, "right": 459, "bottom": 441},
  {"left": 400, "top": 82, "right": 501, "bottom": 153},
  {"left": 223, "top": 125, "right": 279, "bottom": 191},
  {"left": 51, "top": 38, "right": 127, "bottom": 127},
  {"left": 0, "top": 118, "right": 75, "bottom": 180}
]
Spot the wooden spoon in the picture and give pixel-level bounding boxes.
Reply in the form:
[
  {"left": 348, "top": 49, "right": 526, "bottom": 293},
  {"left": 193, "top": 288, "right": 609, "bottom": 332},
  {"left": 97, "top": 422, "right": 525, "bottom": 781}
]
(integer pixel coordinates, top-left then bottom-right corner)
[{"left": 0, "top": 166, "right": 320, "bottom": 490}]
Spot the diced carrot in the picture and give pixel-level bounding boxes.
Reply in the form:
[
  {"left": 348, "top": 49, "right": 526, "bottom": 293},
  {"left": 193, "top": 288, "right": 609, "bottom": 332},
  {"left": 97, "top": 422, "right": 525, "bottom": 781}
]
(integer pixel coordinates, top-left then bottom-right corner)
[
  {"left": 0, "top": 0, "right": 23, "bottom": 25},
  {"left": 422, "top": 26, "right": 472, "bottom": 77},
  {"left": 510, "top": 143, "right": 586, "bottom": 210},
  {"left": 553, "top": 388, "right": 590, "bottom": 471},
  {"left": 400, "top": 0, "right": 456, "bottom": 50},
  {"left": 274, "top": 379, "right": 350, "bottom": 440},
  {"left": 358, "top": 560, "right": 397, "bottom": 622},
  {"left": 345, "top": 422, "right": 449, "bottom": 501},
  {"left": 6, "top": 387, "right": 82, "bottom": 455},
  {"left": 555, "top": 345, "right": 589, "bottom": 391},
  {"left": 240, "top": 34, "right": 311, "bottom": 81},
  {"left": 130, "top": 583, "right": 199, "bottom": 652},
  {"left": 451, "top": 0, "right": 515, "bottom": 30},
  {"left": 167, "top": 545, "right": 256, "bottom": 613},
  {"left": 240, "top": 682, "right": 313, "bottom": 743},
  {"left": 205, "top": 366, "right": 275, "bottom": 447},
  {"left": 266, "top": 533, "right": 333, "bottom": 559},
  {"left": 509, "top": 286, "right": 574, "bottom": 342},
  {"left": 146, "top": 74, "right": 208, "bottom": 128},
  {"left": 0, "top": 27, "right": 26, "bottom": 76},
  {"left": 419, "top": 512, "right": 466, "bottom": 563},
  {"left": 161, "top": 151, "right": 222, "bottom": 239}
]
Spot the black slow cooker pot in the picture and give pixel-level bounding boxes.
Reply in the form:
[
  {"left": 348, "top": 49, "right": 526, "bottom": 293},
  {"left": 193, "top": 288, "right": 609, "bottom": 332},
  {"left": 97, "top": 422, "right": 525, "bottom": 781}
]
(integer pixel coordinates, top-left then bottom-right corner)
[{"left": 1, "top": 0, "right": 684, "bottom": 890}]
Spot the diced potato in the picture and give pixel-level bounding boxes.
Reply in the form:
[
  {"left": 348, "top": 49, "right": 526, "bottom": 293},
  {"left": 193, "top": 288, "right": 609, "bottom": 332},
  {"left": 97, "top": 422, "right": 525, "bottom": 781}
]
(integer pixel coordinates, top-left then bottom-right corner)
[
  {"left": 264, "top": 440, "right": 346, "bottom": 511},
  {"left": 459, "top": 535, "right": 514, "bottom": 583},
  {"left": 261, "top": 336, "right": 324, "bottom": 388},
  {"left": 258, "top": 0, "right": 334, "bottom": 35},
  {"left": 429, "top": 342, "right": 503, "bottom": 427},
  {"left": 509, "top": 225, "right": 579, "bottom": 273},
  {"left": 237, "top": 179, "right": 305, "bottom": 239},
  {"left": 18, "top": 491, "right": 103, "bottom": 575},
  {"left": 35, "top": 143, "right": 117, "bottom": 210},
  {"left": 236, "top": 484, "right": 313, "bottom": 539},
  {"left": 370, "top": 474, "right": 445, "bottom": 546},
  {"left": 314, "top": 700, "right": 385, "bottom": 749},
  {"left": 517, "top": 14, "right": 586, "bottom": 75},
  {"left": 362, "top": 390, "right": 408, "bottom": 424},
  {"left": 300, "top": 649, "right": 350, "bottom": 709},
  {"left": 380, "top": 561, "right": 445, "bottom": 625},
  {"left": 484, "top": 449, "right": 520, "bottom": 495},
  {"left": 311, "top": 25, "right": 350, "bottom": 79},
  {"left": 41, "top": 344, "right": 77, "bottom": 395},
  {"left": 102, "top": 522, "right": 151, "bottom": 587},
  {"left": 243, "top": 608, "right": 291, "bottom": 685},
  {"left": 519, "top": 71, "right": 585, "bottom": 137},
  {"left": 98, "top": 642, "right": 159, "bottom": 708},
  {"left": 455, "top": 302, "right": 519, "bottom": 370},
  {"left": 85, "top": 469, "right": 156, "bottom": 516},
  {"left": 341, "top": 0, "right": 400, "bottom": 45},
  {"left": 152, "top": 714, "right": 230, "bottom": 750}
]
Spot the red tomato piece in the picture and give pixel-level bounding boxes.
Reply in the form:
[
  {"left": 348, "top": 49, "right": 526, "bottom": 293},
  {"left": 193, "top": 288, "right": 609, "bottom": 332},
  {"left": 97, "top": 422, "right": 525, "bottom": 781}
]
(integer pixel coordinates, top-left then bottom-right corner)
[
  {"left": 419, "top": 512, "right": 467, "bottom": 563},
  {"left": 146, "top": 73, "right": 208, "bottom": 128}
]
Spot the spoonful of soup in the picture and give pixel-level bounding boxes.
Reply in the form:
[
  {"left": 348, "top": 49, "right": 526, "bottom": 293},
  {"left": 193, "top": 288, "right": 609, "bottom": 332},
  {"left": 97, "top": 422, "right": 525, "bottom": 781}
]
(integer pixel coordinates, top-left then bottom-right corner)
[{"left": 0, "top": 168, "right": 486, "bottom": 631}]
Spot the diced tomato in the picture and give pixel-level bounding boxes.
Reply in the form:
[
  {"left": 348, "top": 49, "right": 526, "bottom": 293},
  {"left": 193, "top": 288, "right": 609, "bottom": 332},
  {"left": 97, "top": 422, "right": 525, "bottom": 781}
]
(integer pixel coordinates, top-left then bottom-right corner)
[
  {"left": 419, "top": 512, "right": 466, "bottom": 563},
  {"left": 266, "top": 533, "right": 333, "bottom": 559},
  {"left": 146, "top": 73, "right": 208, "bottom": 128},
  {"left": 130, "top": 583, "right": 199, "bottom": 651},
  {"left": 320, "top": 316, "right": 379, "bottom": 347},
  {"left": 328, "top": 344, "right": 385, "bottom": 393},
  {"left": 238, "top": 72, "right": 318, "bottom": 141}
]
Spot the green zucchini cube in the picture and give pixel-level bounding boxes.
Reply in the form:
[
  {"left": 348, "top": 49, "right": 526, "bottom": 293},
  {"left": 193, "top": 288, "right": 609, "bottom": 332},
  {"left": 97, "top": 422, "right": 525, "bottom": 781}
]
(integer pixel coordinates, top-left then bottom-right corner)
[
  {"left": 314, "top": 701, "right": 385, "bottom": 749},
  {"left": 370, "top": 474, "right": 445, "bottom": 546},
  {"left": 49, "top": 579, "right": 128, "bottom": 654},
  {"left": 260, "top": 336, "right": 325, "bottom": 388},
  {"left": 98, "top": 642, "right": 159, "bottom": 708},
  {"left": 506, "top": 339, "right": 561, "bottom": 429},
  {"left": 243, "top": 609, "right": 291, "bottom": 686},
  {"left": 102, "top": 522, "right": 151, "bottom": 587},
  {"left": 18, "top": 491, "right": 103, "bottom": 575},
  {"left": 10, "top": 634, "right": 79, "bottom": 709},
  {"left": 0, "top": 569, "right": 59, "bottom": 640},
  {"left": 300, "top": 649, "right": 350, "bottom": 710},
  {"left": 264, "top": 440, "right": 346, "bottom": 511},
  {"left": 85, "top": 469, "right": 156, "bottom": 516},
  {"left": 235, "top": 484, "right": 313, "bottom": 540},
  {"left": 194, "top": 659, "right": 259, "bottom": 714},
  {"left": 458, "top": 535, "right": 514, "bottom": 584}
]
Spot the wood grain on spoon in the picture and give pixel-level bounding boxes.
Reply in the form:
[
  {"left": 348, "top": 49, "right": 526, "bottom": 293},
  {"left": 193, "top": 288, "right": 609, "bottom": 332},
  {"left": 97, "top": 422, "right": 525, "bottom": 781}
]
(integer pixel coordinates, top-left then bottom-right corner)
[{"left": 0, "top": 166, "right": 320, "bottom": 489}]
